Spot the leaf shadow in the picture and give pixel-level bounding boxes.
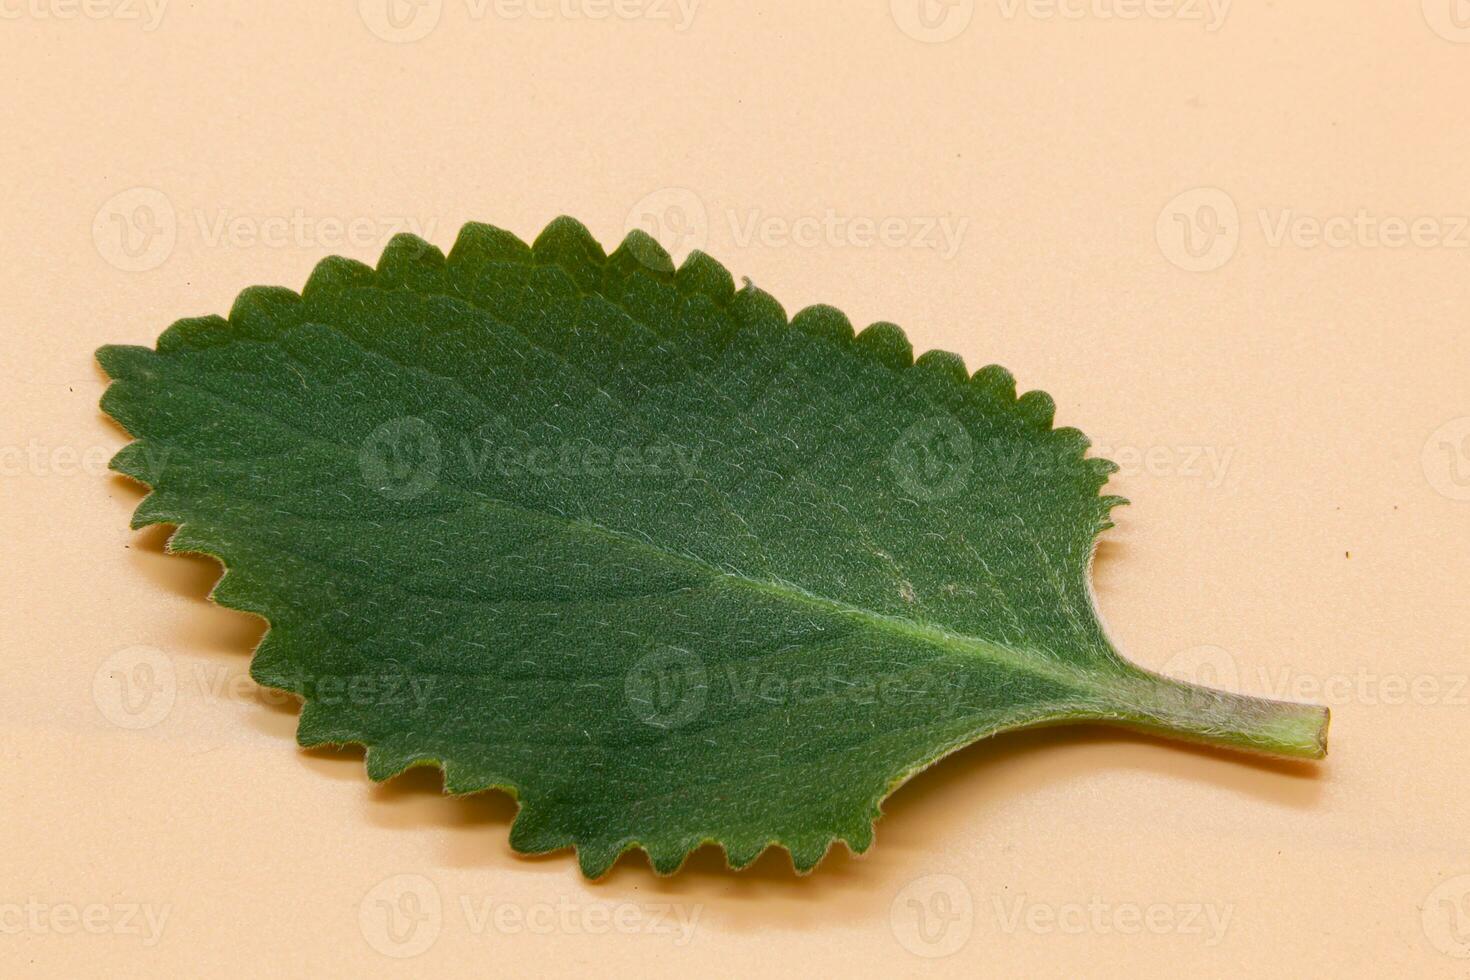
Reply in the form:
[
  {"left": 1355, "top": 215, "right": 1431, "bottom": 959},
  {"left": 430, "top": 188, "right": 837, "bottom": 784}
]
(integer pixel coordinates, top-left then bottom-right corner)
[{"left": 285, "top": 719, "right": 1325, "bottom": 932}]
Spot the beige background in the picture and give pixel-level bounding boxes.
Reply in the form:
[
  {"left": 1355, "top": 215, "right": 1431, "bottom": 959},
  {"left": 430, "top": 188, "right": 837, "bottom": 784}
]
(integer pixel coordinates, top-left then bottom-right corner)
[{"left": 3, "top": 0, "right": 1469, "bottom": 976}]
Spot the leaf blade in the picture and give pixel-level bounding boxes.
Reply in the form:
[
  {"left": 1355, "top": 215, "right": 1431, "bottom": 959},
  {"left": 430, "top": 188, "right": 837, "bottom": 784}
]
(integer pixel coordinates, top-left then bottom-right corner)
[{"left": 98, "top": 217, "right": 1327, "bottom": 877}]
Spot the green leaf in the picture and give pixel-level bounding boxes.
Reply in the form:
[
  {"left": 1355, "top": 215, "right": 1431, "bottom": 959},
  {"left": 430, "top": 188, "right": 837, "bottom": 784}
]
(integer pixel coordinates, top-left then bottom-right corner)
[{"left": 97, "top": 217, "right": 1329, "bottom": 877}]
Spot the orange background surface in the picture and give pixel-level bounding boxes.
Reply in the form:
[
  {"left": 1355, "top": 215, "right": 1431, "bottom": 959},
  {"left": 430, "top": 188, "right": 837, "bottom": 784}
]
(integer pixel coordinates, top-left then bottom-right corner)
[{"left": 3, "top": 1, "right": 1468, "bottom": 976}]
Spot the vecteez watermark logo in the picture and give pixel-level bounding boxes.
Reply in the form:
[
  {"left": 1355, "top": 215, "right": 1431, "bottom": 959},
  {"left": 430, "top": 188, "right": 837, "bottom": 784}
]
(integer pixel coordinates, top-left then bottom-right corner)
[
  {"left": 625, "top": 657, "right": 990, "bottom": 731},
  {"left": 996, "top": 0, "right": 1230, "bottom": 30},
  {"left": 624, "top": 188, "right": 709, "bottom": 264},
  {"left": 890, "top": 874, "right": 1232, "bottom": 955},
  {"left": 624, "top": 189, "right": 970, "bottom": 266},
  {"left": 1422, "top": 417, "right": 1470, "bottom": 501},
  {"left": 886, "top": 418, "right": 1233, "bottom": 503},
  {"left": 359, "top": 0, "right": 701, "bottom": 42},
  {"left": 889, "top": 417, "right": 975, "bottom": 502},
  {"left": 992, "top": 895, "right": 1233, "bottom": 945},
  {"left": 360, "top": 874, "right": 443, "bottom": 958},
  {"left": 92, "top": 187, "right": 439, "bottom": 272},
  {"left": 625, "top": 649, "right": 708, "bottom": 729},
  {"left": 892, "top": 0, "right": 1228, "bottom": 42},
  {"left": 358, "top": 874, "right": 702, "bottom": 957},
  {"left": 1158, "top": 186, "right": 1470, "bottom": 272},
  {"left": 1161, "top": 644, "right": 1469, "bottom": 707},
  {"left": 0, "top": 0, "right": 168, "bottom": 29},
  {"left": 1422, "top": 0, "right": 1470, "bottom": 43},
  {"left": 1, "top": 440, "right": 169, "bottom": 481},
  {"left": 1159, "top": 644, "right": 1240, "bottom": 691},
  {"left": 359, "top": 0, "right": 443, "bottom": 42},
  {"left": 191, "top": 210, "right": 438, "bottom": 252},
  {"left": 1156, "top": 187, "right": 1240, "bottom": 272},
  {"left": 890, "top": 874, "right": 975, "bottom": 957},
  {"left": 358, "top": 417, "right": 704, "bottom": 501},
  {"left": 726, "top": 210, "right": 969, "bottom": 260},
  {"left": 93, "top": 645, "right": 177, "bottom": 730},
  {"left": 1257, "top": 210, "right": 1470, "bottom": 251},
  {"left": 724, "top": 666, "right": 978, "bottom": 715},
  {"left": 1423, "top": 874, "right": 1470, "bottom": 958},
  {"left": 93, "top": 187, "right": 177, "bottom": 273},
  {"left": 360, "top": 417, "right": 443, "bottom": 502},
  {"left": 0, "top": 899, "right": 171, "bottom": 946},
  {"left": 890, "top": 0, "right": 976, "bottom": 43},
  {"left": 93, "top": 645, "right": 439, "bottom": 737}
]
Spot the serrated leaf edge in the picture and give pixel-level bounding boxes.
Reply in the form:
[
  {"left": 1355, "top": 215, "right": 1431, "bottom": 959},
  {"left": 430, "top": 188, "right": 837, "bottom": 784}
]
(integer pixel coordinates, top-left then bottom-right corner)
[{"left": 97, "top": 216, "right": 1128, "bottom": 878}]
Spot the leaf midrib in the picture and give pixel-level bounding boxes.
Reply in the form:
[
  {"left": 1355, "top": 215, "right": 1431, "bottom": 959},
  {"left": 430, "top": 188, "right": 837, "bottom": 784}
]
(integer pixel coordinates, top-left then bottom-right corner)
[{"left": 140, "top": 350, "right": 1112, "bottom": 705}]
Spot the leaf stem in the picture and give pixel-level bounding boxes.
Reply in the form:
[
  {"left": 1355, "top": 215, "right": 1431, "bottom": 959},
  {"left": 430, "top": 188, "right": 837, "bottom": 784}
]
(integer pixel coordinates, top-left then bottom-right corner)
[{"left": 1104, "top": 671, "right": 1330, "bottom": 760}]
